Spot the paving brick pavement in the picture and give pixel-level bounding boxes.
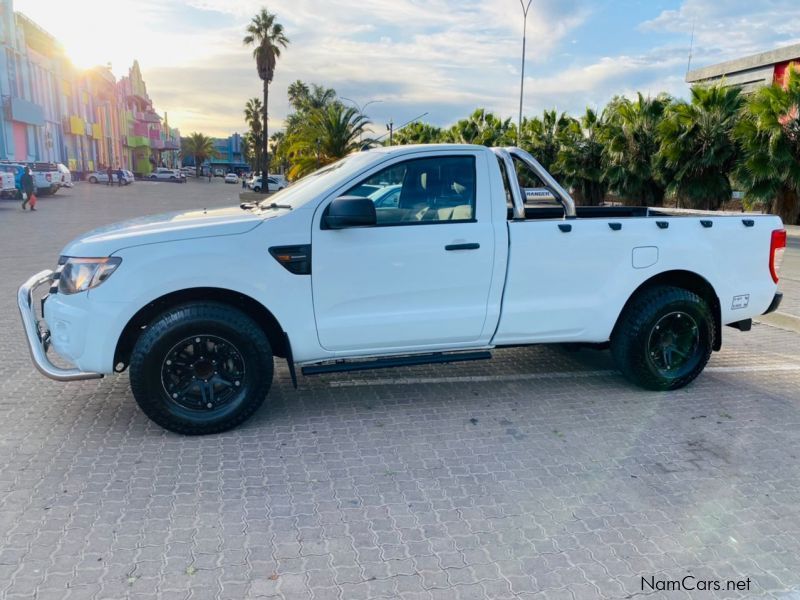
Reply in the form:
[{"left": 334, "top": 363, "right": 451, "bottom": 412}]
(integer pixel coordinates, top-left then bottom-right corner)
[{"left": 0, "top": 184, "right": 799, "bottom": 599}]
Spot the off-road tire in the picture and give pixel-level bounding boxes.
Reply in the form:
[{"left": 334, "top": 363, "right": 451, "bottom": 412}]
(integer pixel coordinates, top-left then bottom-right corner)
[
  {"left": 129, "top": 302, "right": 273, "bottom": 434},
  {"left": 611, "top": 285, "right": 714, "bottom": 391}
]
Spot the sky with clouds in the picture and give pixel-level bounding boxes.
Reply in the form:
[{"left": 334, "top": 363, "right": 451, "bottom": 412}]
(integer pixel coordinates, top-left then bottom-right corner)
[{"left": 15, "top": 0, "right": 800, "bottom": 137}]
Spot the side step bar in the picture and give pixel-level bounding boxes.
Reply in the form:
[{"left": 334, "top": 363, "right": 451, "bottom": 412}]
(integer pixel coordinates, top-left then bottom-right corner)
[{"left": 301, "top": 351, "right": 492, "bottom": 376}]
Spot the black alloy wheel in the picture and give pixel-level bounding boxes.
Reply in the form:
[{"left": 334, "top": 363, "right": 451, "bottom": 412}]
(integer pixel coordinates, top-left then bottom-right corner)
[
  {"left": 612, "top": 286, "right": 713, "bottom": 390},
  {"left": 161, "top": 334, "right": 246, "bottom": 412}
]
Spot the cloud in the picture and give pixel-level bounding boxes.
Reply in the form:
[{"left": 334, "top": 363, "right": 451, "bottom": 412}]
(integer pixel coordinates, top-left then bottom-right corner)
[
  {"left": 641, "top": 0, "right": 800, "bottom": 68},
  {"left": 14, "top": 0, "right": 800, "bottom": 138},
  {"left": 161, "top": 0, "right": 592, "bottom": 134}
]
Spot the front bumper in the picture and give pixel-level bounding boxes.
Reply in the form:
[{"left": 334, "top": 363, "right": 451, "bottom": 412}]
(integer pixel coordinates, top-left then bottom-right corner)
[{"left": 17, "top": 270, "right": 103, "bottom": 381}]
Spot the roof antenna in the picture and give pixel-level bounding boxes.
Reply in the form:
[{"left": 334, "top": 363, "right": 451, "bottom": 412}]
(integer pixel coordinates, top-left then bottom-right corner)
[{"left": 686, "top": 18, "right": 696, "bottom": 75}]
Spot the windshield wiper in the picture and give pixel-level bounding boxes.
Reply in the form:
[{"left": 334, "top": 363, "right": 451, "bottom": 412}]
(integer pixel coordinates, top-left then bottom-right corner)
[{"left": 264, "top": 202, "right": 292, "bottom": 210}]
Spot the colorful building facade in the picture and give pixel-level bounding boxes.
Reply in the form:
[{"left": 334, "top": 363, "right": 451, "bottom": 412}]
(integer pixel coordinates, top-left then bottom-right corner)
[{"left": 0, "top": 1, "right": 178, "bottom": 176}]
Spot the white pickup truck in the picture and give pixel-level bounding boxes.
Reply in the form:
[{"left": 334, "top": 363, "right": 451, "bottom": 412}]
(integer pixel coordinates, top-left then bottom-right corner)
[{"left": 19, "top": 145, "right": 786, "bottom": 434}]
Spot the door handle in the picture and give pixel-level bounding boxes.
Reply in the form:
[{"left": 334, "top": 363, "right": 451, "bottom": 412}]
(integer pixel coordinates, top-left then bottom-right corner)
[{"left": 445, "top": 243, "right": 480, "bottom": 251}]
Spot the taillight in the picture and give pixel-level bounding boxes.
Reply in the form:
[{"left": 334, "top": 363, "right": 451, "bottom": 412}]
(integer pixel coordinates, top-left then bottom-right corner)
[{"left": 770, "top": 229, "right": 787, "bottom": 283}]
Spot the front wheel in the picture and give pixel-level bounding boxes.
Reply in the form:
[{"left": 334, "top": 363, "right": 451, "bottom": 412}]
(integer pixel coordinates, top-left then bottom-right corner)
[
  {"left": 129, "top": 303, "right": 274, "bottom": 434},
  {"left": 611, "top": 286, "right": 714, "bottom": 391},
  {"left": 89, "top": 176, "right": 98, "bottom": 184}
]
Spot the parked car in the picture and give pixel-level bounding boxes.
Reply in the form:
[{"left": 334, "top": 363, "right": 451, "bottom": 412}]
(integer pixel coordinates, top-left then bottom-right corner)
[
  {"left": 149, "top": 167, "right": 186, "bottom": 182},
  {"left": 87, "top": 170, "right": 133, "bottom": 185},
  {"left": 0, "top": 170, "right": 18, "bottom": 197},
  {"left": 248, "top": 175, "right": 286, "bottom": 193},
  {"left": 26, "top": 162, "right": 60, "bottom": 195},
  {"left": 213, "top": 168, "right": 225, "bottom": 177},
  {"left": 368, "top": 183, "right": 402, "bottom": 208},
  {"left": 1, "top": 161, "right": 59, "bottom": 195},
  {"left": 18, "top": 144, "right": 786, "bottom": 434},
  {"left": 56, "top": 163, "right": 73, "bottom": 188},
  {"left": 0, "top": 163, "right": 25, "bottom": 197},
  {"left": 224, "top": 173, "right": 239, "bottom": 184}
]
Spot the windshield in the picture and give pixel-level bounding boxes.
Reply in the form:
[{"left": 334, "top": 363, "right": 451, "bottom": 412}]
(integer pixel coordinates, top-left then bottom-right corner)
[{"left": 257, "top": 152, "right": 379, "bottom": 210}]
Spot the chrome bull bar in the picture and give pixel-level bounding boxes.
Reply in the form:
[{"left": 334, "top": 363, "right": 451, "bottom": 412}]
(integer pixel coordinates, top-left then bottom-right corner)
[{"left": 17, "top": 270, "right": 103, "bottom": 382}]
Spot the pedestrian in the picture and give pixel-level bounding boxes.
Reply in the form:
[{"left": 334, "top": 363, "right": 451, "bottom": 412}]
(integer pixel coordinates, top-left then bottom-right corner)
[
  {"left": 241, "top": 172, "right": 247, "bottom": 189},
  {"left": 20, "top": 166, "right": 36, "bottom": 211},
  {"left": 117, "top": 165, "right": 124, "bottom": 187},
  {"left": 207, "top": 169, "right": 211, "bottom": 182},
  {"left": 106, "top": 165, "right": 113, "bottom": 186}
]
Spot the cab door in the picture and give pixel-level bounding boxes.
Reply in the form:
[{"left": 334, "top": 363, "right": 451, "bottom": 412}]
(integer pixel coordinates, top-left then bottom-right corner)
[{"left": 311, "top": 152, "right": 496, "bottom": 353}]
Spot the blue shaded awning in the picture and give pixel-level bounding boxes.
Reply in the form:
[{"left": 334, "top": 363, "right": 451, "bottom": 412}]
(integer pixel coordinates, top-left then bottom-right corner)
[{"left": 10, "top": 98, "right": 45, "bottom": 126}]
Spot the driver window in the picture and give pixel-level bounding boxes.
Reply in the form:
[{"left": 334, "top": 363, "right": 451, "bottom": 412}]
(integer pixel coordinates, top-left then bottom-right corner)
[{"left": 344, "top": 156, "right": 476, "bottom": 226}]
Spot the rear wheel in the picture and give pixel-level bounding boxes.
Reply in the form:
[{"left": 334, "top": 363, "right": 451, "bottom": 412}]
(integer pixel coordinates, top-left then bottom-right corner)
[
  {"left": 89, "top": 176, "right": 97, "bottom": 184},
  {"left": 611, "top": 286, "right": 714, "bottom": 391},
  {"left": 129, "top": 303, "right": 274, "bottom": 434}
]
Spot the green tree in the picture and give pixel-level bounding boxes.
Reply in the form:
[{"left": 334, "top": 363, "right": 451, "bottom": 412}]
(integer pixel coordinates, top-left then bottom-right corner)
[
  {"left": 443, "top": 109, "right": 515, "bottom": 146},
  {"left": 244, "top": 97, "right": 264, "bottom": 172},
  {"left": 392, "top": 122, "right": 444, "bottom": 145},
  {"left": 736, "top": 69, "right": 800, "bottom": 224},
  {"left": 603, "top": 93, "right": 672, "bottom": 206},
  {"left": 520, "top": 109, "right": 574, "bottom": 175},
  {"left": 287, "top": 104, "right": 369, "bottom": 179},
  {"left": 243, "top": 8, "right": 289, "bottom": 178},
  {"left": 269, "top": 131, "right": 289, "bottom": 174},
  {"left": 241, "top": 131, "right": 254, "bottom": 169},
  {"left": 181, "top": 132, "right": 216, "bottom": 177},
  {"left": 556, "top": 108, "right": 607, "bottom": 206},
  {"left": 657, "top": 85, "right": 744, "bottom": 210}
]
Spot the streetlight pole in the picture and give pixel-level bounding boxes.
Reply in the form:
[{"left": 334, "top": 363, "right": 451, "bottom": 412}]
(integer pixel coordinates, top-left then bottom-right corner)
[
  {"left": 518, "top": 0, "right": 533, "bottom": 147},
  {"left": 340, "top": 97, "right": 383, "bottom": 142}
]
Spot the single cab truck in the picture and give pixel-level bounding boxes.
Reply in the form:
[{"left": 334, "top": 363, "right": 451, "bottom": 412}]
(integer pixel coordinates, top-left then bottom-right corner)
[{"left": 19, "top": 145, "right": 787, "bottom": 434}]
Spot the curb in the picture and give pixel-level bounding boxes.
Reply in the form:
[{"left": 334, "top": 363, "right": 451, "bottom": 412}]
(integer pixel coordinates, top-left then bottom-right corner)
[{"left": 755, "top": 311, "right": 800, "bottom": 334}]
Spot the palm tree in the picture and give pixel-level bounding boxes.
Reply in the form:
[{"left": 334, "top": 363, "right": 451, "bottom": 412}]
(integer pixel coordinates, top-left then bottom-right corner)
[
  {"left": 243, "top": 8, "right": 289, "bottom": 178},
  {"left": 181, "top": 132, "right": 216, "bottom": 177},
  {"left": 443, "top": 109, "right": 515, "bottom": 147},
  {"left": 269, "top": 131, "right": 289, "bottom": 174},
  {"left": 285, "top": 81, "right": 337, "bottom": 135},
  {"left": 603, "top": 93, "right": 672, "bottom": 206},
  {"left": 392, "top": 122, "right": 444, "bottom": 145},
  {"left": 657, "top": 85, "right": 744, "bottom": 210},
  {"left": 287, "top": 104, "right": 369, "bottom": 179},
  {"left": 241, "top": 132, "right": 254, "bottom": 170},
  {"left": 735, "top": 69, "right": 800, "bottom": 224},
  {"left": 556, "top": 108, "right": 607, "bottom": 206},
  {"left": 244, "top": 97, "right": 263, "bottom": 172},
  {"left": 520, "top": 109, "right": 574, "bottom": 175}
]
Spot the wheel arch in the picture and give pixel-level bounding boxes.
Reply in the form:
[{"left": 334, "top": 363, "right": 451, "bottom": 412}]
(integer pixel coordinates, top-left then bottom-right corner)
[
  {"left": 613, "top": 270, "right": 722, "bottom": 351},
  {"left": 114, "top": 287, "right": 288, "bottom": 371}
]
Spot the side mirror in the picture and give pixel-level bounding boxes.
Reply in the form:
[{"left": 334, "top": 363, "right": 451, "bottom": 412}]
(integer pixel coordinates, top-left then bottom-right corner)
[{"left": 323, "top": 196, "right": 377, "bottom": 229}]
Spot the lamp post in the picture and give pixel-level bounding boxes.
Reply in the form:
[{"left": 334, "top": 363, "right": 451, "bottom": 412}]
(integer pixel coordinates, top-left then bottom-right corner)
[
  {"left": 340, "top": 97, "right": 383, "bottom": 142},
  {"left": 517, "top": 0, "right": 533, "bottom": 146}
]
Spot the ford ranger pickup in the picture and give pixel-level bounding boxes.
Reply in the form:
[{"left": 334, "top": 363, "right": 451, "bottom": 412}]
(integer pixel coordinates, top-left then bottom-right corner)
[{"left": 18, "top": 145, "right": 786, "bottom": 434}]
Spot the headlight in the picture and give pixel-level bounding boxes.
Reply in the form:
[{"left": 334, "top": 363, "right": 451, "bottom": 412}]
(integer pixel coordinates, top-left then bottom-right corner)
[{"left": 58, "top": 257, "right": 122, "bottom": 295}]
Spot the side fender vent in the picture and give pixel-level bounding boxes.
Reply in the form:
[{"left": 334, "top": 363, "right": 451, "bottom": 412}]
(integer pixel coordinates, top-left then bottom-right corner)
[{"left": 269, "top": 245, "right": 311, "bottom": 275}]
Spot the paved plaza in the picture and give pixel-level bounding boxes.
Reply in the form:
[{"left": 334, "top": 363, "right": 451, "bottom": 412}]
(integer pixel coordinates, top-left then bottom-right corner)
[{"left": 1, "top": 180, "right": 799, "bottom": 599}]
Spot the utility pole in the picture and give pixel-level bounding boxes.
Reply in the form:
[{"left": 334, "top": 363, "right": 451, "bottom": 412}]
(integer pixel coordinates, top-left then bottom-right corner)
[
  {"left": 387, "top": 119, "right": 394, "bottom": 145},
  {"left": 518, "top": 0, "right": 533, "bottom": 146}
]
